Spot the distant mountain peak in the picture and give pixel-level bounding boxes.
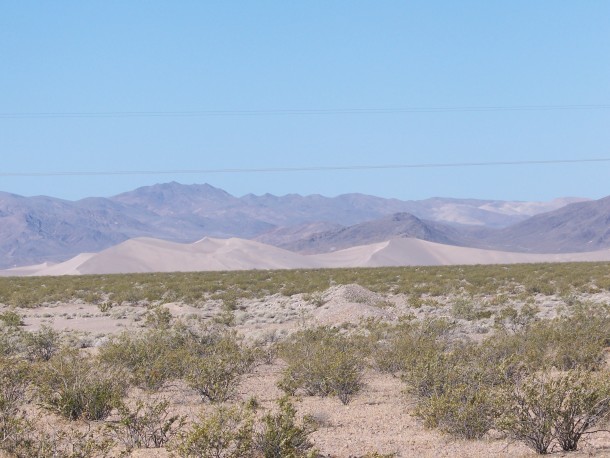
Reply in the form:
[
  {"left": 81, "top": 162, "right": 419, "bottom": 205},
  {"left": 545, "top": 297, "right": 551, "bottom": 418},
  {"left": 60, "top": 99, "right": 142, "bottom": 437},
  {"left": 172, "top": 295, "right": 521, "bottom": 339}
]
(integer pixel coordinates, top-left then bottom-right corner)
[{"left": 0, "top": 181, "right": 598, "bottom": 268}]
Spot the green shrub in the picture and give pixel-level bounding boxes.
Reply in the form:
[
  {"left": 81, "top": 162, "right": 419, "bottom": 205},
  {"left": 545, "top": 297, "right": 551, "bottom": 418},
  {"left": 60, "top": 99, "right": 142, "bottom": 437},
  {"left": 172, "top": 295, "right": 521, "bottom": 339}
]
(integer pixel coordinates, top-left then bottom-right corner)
[
  {"left": 173, "top": 405, "right": 254, "bottom": 458},
  {"left": 99, "top": 329, "right": 188, "bottom": 390},
  {"left": 553, "top": 371, "right": 610, "bottom": 451},
  {"left": 451, "top": 298, "right": 478, "bottom": 321},
  {"left": 36, "top": 350, "right": 126, "bottom": 421},
  {"left": 23, "top": 325, "right": 60, "bottom": 361},
  {"left": 404, "top": 340, "right": 523, "bottom": 439},
  {"left": 145, "top": 305, "right": 173, "bottom": 329},
  {"left": 254, "top": 397, "right": 317, "bottom": 458},
  {"left": 0, "top": 357, "right": 30, "bottom": 451},
  {"left": 370, "top": 318, "right": 453, "bottom": 376},
  {"left": 496, "top": 370, "right": 610, "bottom": 454},
  {"left": 0, "top": 328, "right": 23, "bottom": 357},
  {"left": 278, "top": 327, "right": 363, "bottom": 405},
  {"left": 185, "top": 332, "right": 256, "bottom": 403},
  {"left": 547, "top": 303, "right": 610, "bottom": 370},
  {"left": 494, "top": 304, "right": 538, "bottom": 333},
  {"left": 5, "top": 426, "right": 112, "bottom": 458},
  {"left": 414, "top": 381, "right": 498, "bottom": 439},
  {"left": 0, "top": 310, "right": 23, "bottom": 328},
  {"left": 106, "top": 399, "right": 185, "bottom": 450}
]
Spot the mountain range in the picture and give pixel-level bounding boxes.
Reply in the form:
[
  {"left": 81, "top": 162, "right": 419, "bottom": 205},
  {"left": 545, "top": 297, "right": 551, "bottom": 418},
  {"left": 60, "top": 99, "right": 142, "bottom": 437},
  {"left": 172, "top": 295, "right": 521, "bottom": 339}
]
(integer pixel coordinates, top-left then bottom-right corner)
[{"left": 0, "top": 181, "right": 603, "bottom": 269}]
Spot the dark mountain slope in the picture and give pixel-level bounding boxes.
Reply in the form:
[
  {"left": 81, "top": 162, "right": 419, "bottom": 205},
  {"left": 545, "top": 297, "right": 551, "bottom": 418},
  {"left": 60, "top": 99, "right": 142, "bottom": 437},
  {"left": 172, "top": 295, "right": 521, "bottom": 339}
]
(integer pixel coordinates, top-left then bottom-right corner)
[
  {"left": 279, "top": 212, "right": 468, "bottom": 253},
  {"left": 486, "top": 196, "right": 610, "bottom": 253}
]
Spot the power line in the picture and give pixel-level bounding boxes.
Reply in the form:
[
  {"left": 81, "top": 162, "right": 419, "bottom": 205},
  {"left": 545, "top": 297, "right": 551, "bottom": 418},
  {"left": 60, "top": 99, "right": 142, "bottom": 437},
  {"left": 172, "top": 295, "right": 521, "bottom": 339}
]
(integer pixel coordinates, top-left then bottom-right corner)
[
  {"left": 2, "top": 157, "right": 609, "bottom": 177},
  {"left": 1, "top": 104, "right": 610, "bottom": 119}
]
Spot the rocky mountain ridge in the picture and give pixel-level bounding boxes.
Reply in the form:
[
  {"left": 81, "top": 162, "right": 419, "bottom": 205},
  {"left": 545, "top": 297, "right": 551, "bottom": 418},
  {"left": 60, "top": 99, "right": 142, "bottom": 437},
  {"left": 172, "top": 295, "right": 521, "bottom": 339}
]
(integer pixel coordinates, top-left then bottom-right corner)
[{"left": 0, "top": 182, "right": 594, "bottom": 268}]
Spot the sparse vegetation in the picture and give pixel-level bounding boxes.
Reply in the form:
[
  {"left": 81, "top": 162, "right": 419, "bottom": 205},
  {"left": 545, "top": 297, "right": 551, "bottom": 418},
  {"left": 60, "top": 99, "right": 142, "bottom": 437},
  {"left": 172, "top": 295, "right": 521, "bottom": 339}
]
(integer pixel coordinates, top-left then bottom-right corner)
[
  {"left": 0, "top": 263, "right": 609, "bottom": 455},
  {"left": 496, "top": 370, "right": 610, "bottom": 453},
  {"left": 36, "top": 349, "right": 126, "bottom": 420},
  {"left": 173, "top": 405, "right": 254, "bottom": 458},
  {"left": 106, "top": 399, "right": 185, "bottom": 450},
  {"left": 255, "top": 397, "right": 317, "bottom": 458},
  {"left": 278, "top": 327, "right": 363, "bottom": 405},
  {"left": 185, "top": 331, "right": 257, "bottom": 403},
  {"left": 99, "top": 328, "right": 189, "bottom": 390}
]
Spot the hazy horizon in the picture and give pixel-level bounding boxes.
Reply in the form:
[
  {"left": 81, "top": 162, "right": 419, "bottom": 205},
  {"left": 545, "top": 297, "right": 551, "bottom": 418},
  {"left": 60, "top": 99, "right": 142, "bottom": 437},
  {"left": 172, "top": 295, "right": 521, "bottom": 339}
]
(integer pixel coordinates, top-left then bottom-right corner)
[{"left": 0, "top": 180, "right": 596, "bottom": 203}]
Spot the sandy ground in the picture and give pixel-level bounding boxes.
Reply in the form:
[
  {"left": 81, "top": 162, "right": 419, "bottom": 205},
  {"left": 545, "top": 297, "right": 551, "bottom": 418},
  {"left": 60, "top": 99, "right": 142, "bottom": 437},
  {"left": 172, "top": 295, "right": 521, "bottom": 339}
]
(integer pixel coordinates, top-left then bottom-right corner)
[{"left": 2, "top": 284, "right": 610, "bottom": 456}]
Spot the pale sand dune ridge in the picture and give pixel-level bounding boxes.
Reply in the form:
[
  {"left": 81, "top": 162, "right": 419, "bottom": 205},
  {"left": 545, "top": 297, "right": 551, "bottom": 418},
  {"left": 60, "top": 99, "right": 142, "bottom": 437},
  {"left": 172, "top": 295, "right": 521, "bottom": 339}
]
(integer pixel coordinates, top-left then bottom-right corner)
[{"left": 5, "top": 236, "right": 610, "bottom": 276}]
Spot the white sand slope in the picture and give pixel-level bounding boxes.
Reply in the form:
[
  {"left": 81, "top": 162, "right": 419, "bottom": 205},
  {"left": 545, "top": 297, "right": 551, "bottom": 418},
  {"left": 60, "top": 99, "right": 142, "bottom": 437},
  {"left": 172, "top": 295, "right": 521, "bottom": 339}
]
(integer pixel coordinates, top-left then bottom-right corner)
[
  {"left": 0, "top": 262, "right": 56, "bottom": 277},
  {"left": 13, "top": 237, "right": 321, "bottom": 276},
  {"left": 4, "top": 237, "right": 610, "bottom": 276},
  {"left": 313, "top": 238, "right": 610, "bottom": 267}
]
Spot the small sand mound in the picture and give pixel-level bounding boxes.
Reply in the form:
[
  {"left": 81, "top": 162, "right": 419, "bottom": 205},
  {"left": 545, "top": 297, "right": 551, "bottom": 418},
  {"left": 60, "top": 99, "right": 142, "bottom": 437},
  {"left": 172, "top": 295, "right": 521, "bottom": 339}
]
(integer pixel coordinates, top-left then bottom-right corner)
[
  {"left": 313, "top": 284, "right": 394, "bottom": 325},
  {"left": 313, "top": 302, "right": 394, "bottom": 326},
  {"left": 322, "top": 284, "right": 383, "bottom": 305}
]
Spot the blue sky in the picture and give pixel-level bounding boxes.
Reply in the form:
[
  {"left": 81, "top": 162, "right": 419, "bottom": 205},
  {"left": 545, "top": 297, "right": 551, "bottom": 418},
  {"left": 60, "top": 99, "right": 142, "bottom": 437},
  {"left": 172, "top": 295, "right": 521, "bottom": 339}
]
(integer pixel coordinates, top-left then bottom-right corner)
[{"left": 1, "top": 1, "right": 609, "bottom": 201}]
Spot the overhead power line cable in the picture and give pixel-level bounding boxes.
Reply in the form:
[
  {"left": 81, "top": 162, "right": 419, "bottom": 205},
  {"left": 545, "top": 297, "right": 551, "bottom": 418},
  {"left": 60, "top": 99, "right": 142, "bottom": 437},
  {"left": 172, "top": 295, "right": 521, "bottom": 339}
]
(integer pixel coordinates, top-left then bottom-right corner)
[
  {"left": 2, "top": 158, "right": 610, "bottom": 177},
  {"left": 1, "top": 104, "right": 610, "bottom": 119}
]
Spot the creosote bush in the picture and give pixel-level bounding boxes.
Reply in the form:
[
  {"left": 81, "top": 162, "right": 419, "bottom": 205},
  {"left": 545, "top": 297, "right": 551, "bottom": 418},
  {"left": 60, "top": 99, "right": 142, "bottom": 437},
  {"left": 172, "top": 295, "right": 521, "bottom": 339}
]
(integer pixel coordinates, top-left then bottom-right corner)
[
  {"left": 99, "top": 328, "right": 189, "bottom": 390},
  {"left": 184, "top": 331, "right": 257, "bottom": 403},
  {"left": 4, "top": 425, "right": 112, "bottom": 458},
  {"left": 106, "top": 399, "right": 185, "bottom": 450},
  {"left": 255, "top": 397, "right": 318, "bottom": 458},
  {"left": 0, "top": 357, "right": 30, "bottom": 452},
  {"left": 173, "top": 405, "right": 254, "bottom": 458},
  {"left": 23, "top": 325, "right": 60, "bottom": 361},
  {"left": 36, "top": 349, "right": 126, "bottom": 421},
  {"left": 404, "top": 344, "right": 510, "bottom": 439},
  {"left": 370, "top": 318, "right": 453, "bottom": 376},
  {"left": 278, "top": 327, "right": 363, "bottom": 405},
  {"left": 496, "top": 370, "right": 610, "bottom": 454},
  {"left": 0, "top": 310, "right": 23, "bottom": 328}
]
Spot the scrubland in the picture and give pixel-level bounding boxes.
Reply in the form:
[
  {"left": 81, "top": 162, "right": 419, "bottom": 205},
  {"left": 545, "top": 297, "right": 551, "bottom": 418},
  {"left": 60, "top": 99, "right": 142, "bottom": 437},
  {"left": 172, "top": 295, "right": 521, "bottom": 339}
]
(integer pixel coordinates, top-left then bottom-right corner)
[{"left": 0, "top": 263, "right": 609, "bottom": 457}]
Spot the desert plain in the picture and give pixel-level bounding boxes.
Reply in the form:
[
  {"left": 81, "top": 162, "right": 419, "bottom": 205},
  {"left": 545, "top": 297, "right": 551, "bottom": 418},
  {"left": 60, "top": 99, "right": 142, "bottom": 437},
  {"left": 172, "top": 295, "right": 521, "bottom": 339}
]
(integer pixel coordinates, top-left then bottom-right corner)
[{"left": 0, "top": 263, "right": 609, "bottom": 457}]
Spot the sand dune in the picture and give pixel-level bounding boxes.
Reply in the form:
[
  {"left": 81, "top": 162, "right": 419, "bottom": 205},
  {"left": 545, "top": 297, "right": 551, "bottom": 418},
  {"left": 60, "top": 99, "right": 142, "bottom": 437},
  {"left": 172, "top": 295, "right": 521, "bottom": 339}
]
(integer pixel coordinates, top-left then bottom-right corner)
[
  {"left": 4, "top": 236, "right": 610, "bottom": 277},
  {"left": 0, "top": 261, "right": 57, "bottom": 277},
  {"left": 315, "top": 238, "right": 610, "bottom": 267},
  {"left": 69, "top": 237, "right": 322, "bottom": 275}
]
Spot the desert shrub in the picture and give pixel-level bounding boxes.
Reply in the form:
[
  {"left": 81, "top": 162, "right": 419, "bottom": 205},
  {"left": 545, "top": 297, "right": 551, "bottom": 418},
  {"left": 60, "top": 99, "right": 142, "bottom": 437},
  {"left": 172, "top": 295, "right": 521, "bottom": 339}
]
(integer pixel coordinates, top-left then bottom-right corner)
[
  {"left": 278, "top": 327, "right": 363, "bottom": 405},
  {"left": 451, "top": 298, "right": 485, "bottom": 321},
  {"left": 185, "top": 332, "right": 256, "bottom": 403},
  {"left": 414, "top": 379, "right": 498, "bottom": 439},
  {"left": 145, "top": 305, "right": 173, "bottom": 329},
  {"left": 404, "top": 339, "right": 527, "bottom": 439},
  {"left": 0, "top": 327, "right": 24, "bottom": 357},
  {"left": 106, "top": 399, "right": 185, "bottom": 450},
  {"left": 405, "top": 346, "right": 507, "bottom": 439},
  {"left": 484, "top": 303, "right": 610, "bottom": 374},
  {"left": 513, "top": 303, "right": 610, "bottom": 371},
  {"left": 36, "top": 349, "right": 126, "bottom": 421},
  {"left": 553, "top": 371, "right": 610, "bottom": 451},
  {"left": 303, "top": 291, "right": 326, "bottom": 307},
  {"left": 547, "top": 303, "right": 610, "bottom": 370},
  {"left": 23, "top": 325, "right": 60, "bottom": 361},
  {"left": 173, "top": 405, "right": 254, "bottom": 458},
  {"left": 494, "top": 304, "right": 538, "bottom": 333},
  {"left": 496, "top": 370, "right": 610, "bottom": 454},
  {"left": 99, "top": 328, "right": 189, "bottom": 390},
  {"left": 252, "top": 332, "right": 281, "bottom": 365},
  {"left": 0, "top": 310, "right": 23, "bottom": 328},
  {"left": 254, "top": 397, "right": 317, "bottom": 458},
  {"left": 0, "top": 357, "right": 30, "bottom": 451},
  {"left": 5, "top": 426, "right": 112, "bottom": 458},
  {"left": 371, "top": 318, "right": 453, "bottom": 376}
]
